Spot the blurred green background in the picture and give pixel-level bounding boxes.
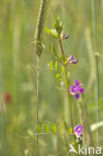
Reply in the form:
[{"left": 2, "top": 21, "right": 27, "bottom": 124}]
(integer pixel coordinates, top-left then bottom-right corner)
[{"left": 0, "top": 0, "right": 103, "bottom": 155}]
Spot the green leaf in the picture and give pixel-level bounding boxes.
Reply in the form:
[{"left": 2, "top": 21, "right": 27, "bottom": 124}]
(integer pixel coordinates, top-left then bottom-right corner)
[
  {"left": 54, "top": 17, "right": 63, "bottom": 34},
  {"left": 44, "top": 123, "right": 50, "bottom": 133},
  {"left": 44, "top": 28, "right": 52, "bottom": 34},
  {"left": 68, "top": 128, "right": 73, "bottom": 135},
  {"left": 50, "top": 42, "right": 58, "bottom": 58},
  {"left": 44, "top": 28, "right": 57, "bottom": 38},
  {"left": 55, "top": 61, "right": 58, "bottom": 71},
  {"left": 60, "top": 66, "right": 64, "bottom": 75},
  {"left": 37, "top": 124, "right": 42, "bottom": 133},
  {"left": 56, "top": 73, "right": 61, "bottom": 81},
  {"left": 48, "top": 60, "right": 53, "bottom": 70},
  {"left": 52, "top": 123, "right": 57, "bottom": 133}
]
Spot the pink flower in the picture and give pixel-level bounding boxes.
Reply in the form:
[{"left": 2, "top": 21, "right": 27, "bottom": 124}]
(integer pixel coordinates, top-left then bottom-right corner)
[
  {"left": 74, "top": 125, "right": 82, "bottom": 136},
  {"left": 69, "top": 80, "right": 85, "bottom": 100}
]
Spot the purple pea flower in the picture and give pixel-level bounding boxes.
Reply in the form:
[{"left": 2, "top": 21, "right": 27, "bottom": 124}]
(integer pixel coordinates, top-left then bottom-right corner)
[
  {"left": 74, "top": 125, "right": 83, "bottom": 136},
  {"left": 69, "top": 80, "right": 85, "bottom": 100},
  {"left": 69, "top": 85, "right": 77, "bottom": 95},
  {"left": 75, "top": 93, "right": 80, "bottom": 100},
  {"left": 75, "top": 80, "right": 80, "bottom": 85},
  {"left": 73, "top": 59, "right": 78, "bottom": 64},
  {"left": 79, "top": 88, "right": 85, "bottom": 94},
  {"left": 67, "top": 55, "right": 78, "bottom": 65}
]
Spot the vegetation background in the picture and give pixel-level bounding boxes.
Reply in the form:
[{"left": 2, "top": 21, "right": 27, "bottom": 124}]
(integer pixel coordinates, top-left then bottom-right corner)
[{"left": 0, "top": 0, "right": 103, "bottom": 155}]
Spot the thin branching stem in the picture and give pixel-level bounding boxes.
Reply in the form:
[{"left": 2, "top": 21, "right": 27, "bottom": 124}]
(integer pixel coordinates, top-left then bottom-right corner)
[{"left": 58, "top": 39, "right": 75, "bottom": 142}]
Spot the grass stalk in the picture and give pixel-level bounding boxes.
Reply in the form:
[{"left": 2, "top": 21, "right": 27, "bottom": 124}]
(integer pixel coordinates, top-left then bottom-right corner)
[
  {"left": 34, "top": 0, "right": 47, "bottom": 155},
  {"left": 91, "top": 0, "right": 100, "bottom": 145},
  {"left": 0, "top": 96, "right": 6, "bottom": 156},
  {"left": 35, "top": 56, "right": 39, "bottom": 156},
  {"left": 0, "top": 50, "right": 6, "bottom": 156},
  {"left": 85, "top": 28, "right": 96, "bottom": 91},
  {"left": 78, "top": 96, "right": 94, "bottom": 148}
]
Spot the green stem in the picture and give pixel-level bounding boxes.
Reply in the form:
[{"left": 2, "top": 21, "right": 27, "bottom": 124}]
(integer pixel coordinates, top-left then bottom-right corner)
[
  {"left": 36, "top": 56, "right": 40, "bottom": 156},
  {"left": 58, "top": 39, "right": 74, "bottom": 135},
  {"left": 0, "top": 96, "right": 6, "bottom": 156},
  {"left": 34, "top": 0, "right": 46, "bottom": 155},
  {"left": 58, "top": 40, "right": 78, "bottom": 154},
  {"left": 0, "top": 48, "right": 6, "bottom": 156},
  {"left": 64, "top": 67, "right": 74, "bottom": 130},
  {"left": 78, "top": 95, "right": 94, "bottom": 147},
  {"left": 91, "top": 0, "right": 100, "bottom": 145}
]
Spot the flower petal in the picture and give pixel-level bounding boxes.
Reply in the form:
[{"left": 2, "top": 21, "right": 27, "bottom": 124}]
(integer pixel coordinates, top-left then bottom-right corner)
[
  {"left": 68, "top": 55, "right": 74, "bottom": 61},
  {"left": 74, "top": 125, "right": 83, "bottom": 136},
  {"left": 79, "top": 88, "right": 85, "bottom": 94},
  {"left": 75, "top": 93, "right": 80, "bottom": 100},
  {"left": 75, "top": 80, "right": 80, "bottom": 85},
  {"left": 73, "top": 59, "right": 78, "bottom": 64}
]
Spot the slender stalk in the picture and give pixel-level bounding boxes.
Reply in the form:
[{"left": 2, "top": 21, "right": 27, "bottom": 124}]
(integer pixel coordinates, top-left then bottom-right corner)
[
  {"left": 58, "top": 40, "right": 78, "bottom": 155},
  {"left": 0, "top": 50, "right": 6, "bottom": 156},
  {"left": 91, "top": 0, "right": 100, "bottom": 145},
  {"left": 0, "top": 96, "right": 6, "bottom": 156},
  {"left": 36, "top": 56, "right": 40, "bottom": 156},
  {"left": 34, "top": 0, "right": 46, "bottom": 155},
  {"left": 78, "top": 96, "right": 94, "bottom": 147},
  {"left": 85, "top": 28, "right": 96, "bottom": 91},
  {"left": 13, "top": 18, "right": 20, "bottom": 111},
  {"left": 58, "top": 39, "right": 74, "bottom": 135}
]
